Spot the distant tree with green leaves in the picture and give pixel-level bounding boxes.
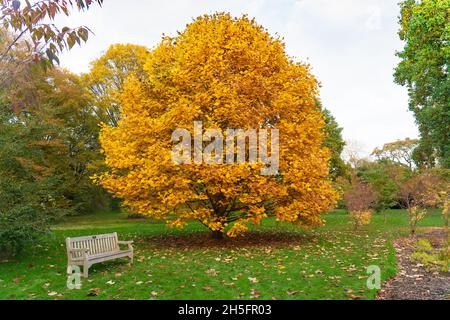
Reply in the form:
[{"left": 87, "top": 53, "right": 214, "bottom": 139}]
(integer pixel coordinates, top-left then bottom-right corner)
[
  {"left": 30, "top": 67, "right": 111, "bottom": 214},
  {"left": 317, "top": 101, "right": 348, "bottom": 180},
  {"left": 0, "top": 105, "right": 69, "bottom": 256},
  {"left": 358, "top": 160, "right": 410, "bottom": 222},
  {"left": 395, "top": 0, "right": 450, "bottom": 168},
  {"left": 372, "top": 138, "right": 419, "bottom": 169},
  {"left": 0, "top": 48, "right": 111, "bottom": 256},
  {"left": 411, "top": 132, "right": 438, "bottom": 169},
  {"left": 0, "top": 0, "right": 105, "bottom": 256}
]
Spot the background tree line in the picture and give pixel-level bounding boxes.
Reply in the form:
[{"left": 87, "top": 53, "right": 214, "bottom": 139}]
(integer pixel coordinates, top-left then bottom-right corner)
[
  {"left": 0, "top": 0, "right": 448, "bottom": 255},
  {"left": 1, "top": 0, "right": 108, "bottom": 255},
  {"left": 339, "top": 0, "right": 449, "bottom": 232},
  {"left": 340, "top": 137, "right": 449, "bottom": 233}
]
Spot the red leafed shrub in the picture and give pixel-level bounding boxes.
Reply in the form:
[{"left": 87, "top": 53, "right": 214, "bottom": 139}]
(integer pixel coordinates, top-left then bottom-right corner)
[
  {"left": 344, "top": 177, "right": 377, "bottom": 230},
  {"left": 344, "top": 177, "right": 377, "bottom": 212}
]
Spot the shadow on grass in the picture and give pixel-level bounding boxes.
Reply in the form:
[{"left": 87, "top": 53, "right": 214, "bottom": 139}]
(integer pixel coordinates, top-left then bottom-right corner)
[{"left": 138, "top": 230, "right": 317, "bottom": 250}]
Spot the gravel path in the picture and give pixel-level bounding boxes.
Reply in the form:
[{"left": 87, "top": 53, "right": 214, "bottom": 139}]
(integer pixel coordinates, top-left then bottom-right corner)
[{"left": 377, "top": 230, "right": 449, "bottom": 300}]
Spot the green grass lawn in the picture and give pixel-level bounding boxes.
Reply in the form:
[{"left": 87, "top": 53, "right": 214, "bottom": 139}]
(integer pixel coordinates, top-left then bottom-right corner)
[{"left": 0, "top": 209, "right": 444, "bottom": 300}]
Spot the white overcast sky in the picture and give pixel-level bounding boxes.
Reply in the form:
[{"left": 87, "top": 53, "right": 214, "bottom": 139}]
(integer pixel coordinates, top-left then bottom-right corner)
[{"left": 57, "top": 0, "right": 419, "bottom": 157}]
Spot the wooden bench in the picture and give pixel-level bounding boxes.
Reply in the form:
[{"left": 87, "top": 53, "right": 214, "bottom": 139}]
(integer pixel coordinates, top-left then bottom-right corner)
[{"left": 66, "top": 232, "right": 133, "bottom": 278}]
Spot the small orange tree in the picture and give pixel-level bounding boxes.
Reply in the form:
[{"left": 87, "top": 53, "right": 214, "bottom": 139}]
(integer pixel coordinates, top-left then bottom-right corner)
[
  {"left": 96, "top": 14, "right": 338, "bottom": 238},
  {"left": 399, "top": 173, "right": 442, "bottom": 235}
]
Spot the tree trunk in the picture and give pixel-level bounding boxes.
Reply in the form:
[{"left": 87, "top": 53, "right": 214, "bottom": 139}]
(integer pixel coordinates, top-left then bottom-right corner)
[{"left": 211, "top": 230, "right": 224, "bottom": 240}]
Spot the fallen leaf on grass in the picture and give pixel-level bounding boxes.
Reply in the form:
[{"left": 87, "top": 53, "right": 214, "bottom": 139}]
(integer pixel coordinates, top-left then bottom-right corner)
[
  {"left": 250, "top": 289, "right": 261, "bottom": 299},
  {"left": 205, "top": 268, "right": 219, "bottom": 276},
  {"left": 231, "top": 273, "right": 243, "bottom": 281},
  {"left": 87, "top": 288, "right": 100, "bottom": 296},
  {"left": 106, "top": 280, "right": 115, "bottom": 285},
  {"left": 248, "top": 277, "right": 259, "bottom": 283},
  {"left": 220, "top": 280, "right": 235, "bottom": 287}
]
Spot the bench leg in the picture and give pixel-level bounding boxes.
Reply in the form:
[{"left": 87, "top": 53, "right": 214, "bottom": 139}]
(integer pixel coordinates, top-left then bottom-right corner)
[
  {"left": 129, "top": 253, "right": 133, "bottom": 265},
  {"left": 83, "top": 263, "right": 90, "bottom": 278}
]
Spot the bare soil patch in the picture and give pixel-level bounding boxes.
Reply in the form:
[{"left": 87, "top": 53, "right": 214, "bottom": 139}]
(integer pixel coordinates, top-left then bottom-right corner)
[{"left": 139, "top": 231, "right": 316, "bottom": 249}]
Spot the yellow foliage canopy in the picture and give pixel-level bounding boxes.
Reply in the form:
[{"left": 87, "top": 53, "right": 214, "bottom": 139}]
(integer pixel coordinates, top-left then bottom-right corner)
[{"left": 96, "top": 14, "right": 338, "bottom": 237}]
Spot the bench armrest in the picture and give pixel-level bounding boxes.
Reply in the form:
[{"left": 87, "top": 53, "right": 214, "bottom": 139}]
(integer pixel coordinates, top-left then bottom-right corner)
[
  {"left": 118, "top": 241, "right": 134, "bottom": 244},
  {"left": 118, "top": 240, "right": 133, "bottom": 250}
]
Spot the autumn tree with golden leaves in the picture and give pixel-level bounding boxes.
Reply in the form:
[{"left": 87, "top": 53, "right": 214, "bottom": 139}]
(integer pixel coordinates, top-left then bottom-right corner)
[
  {"left": 83, "top": 44, "right": 149, "bottom": 127},
  {"left": 96, "top": 14, "right": 338, "bottom": 238}
]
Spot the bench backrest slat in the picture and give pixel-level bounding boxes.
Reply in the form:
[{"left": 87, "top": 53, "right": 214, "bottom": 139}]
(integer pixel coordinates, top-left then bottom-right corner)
[{"left": 67, "top": 233, "right": 119, "bottom": 256}]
